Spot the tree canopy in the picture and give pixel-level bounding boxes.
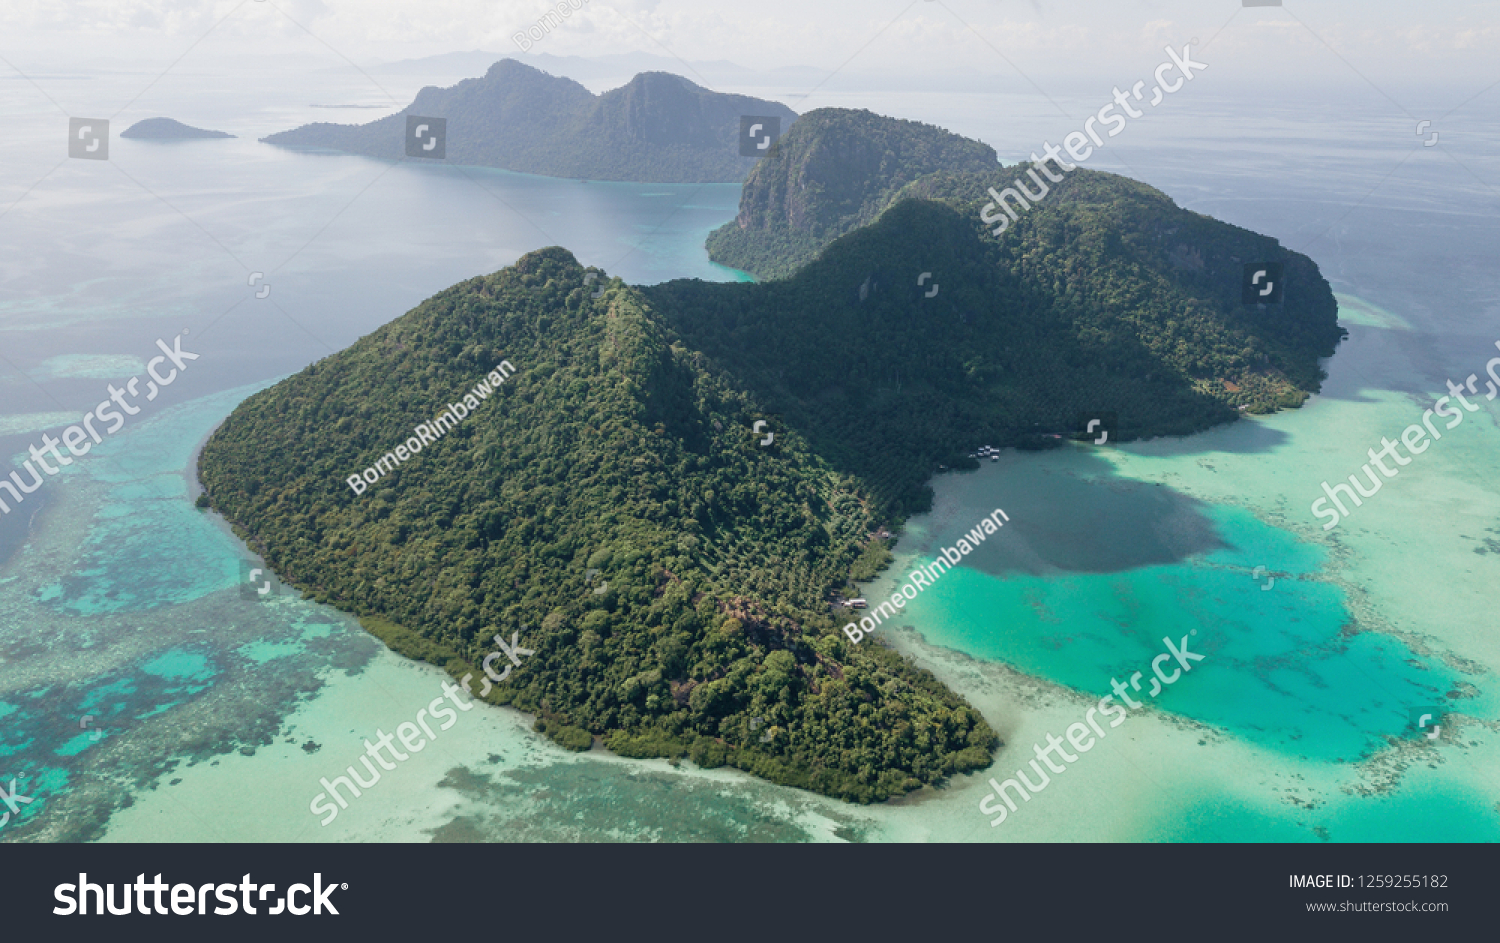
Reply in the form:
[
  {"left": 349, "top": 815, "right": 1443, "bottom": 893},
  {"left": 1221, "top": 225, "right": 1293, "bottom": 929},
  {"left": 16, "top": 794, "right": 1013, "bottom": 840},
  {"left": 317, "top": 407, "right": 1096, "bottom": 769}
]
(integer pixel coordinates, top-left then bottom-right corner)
[{"left": 200, "top": 126, "right": 1342, "bottom": 802}]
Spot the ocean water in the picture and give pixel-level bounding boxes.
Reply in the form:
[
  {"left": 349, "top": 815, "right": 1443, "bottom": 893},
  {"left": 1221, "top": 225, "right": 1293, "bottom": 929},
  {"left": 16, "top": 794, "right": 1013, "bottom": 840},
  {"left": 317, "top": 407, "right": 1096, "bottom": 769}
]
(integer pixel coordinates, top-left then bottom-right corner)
[{"left": 1, "top": 62, "right": 1497, "bottom": 842}]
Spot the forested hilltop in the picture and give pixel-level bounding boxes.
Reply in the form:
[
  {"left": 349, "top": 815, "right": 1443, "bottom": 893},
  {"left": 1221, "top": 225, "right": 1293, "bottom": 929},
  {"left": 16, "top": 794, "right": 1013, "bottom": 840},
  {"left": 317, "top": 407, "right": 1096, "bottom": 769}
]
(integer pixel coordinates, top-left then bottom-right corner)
[
  {"left": 706, "top": 108, "right": 1000, "bottom": 279},
  {"left": 263, "top": 59, "right": 797, "bottom": 183},
  {"left": 200, "top": 148, "right": 1340, "bottom": 801},
  {"left": 658, "top": 192, "right": 1341, "bottom": 520},
  {"left": 200, "top": 247, "right": 996, "bottom": 802}
]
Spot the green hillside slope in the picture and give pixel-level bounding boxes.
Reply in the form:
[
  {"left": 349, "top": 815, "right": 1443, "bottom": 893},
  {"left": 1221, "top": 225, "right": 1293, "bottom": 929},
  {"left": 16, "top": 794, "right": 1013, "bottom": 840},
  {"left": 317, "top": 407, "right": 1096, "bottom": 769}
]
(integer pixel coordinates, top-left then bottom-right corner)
[
  {"left": 676, "top": 186, "right": 1342, "bottom": 519},
  {"left": 200, "top": 247, "right": 996, "bottom": 802}
]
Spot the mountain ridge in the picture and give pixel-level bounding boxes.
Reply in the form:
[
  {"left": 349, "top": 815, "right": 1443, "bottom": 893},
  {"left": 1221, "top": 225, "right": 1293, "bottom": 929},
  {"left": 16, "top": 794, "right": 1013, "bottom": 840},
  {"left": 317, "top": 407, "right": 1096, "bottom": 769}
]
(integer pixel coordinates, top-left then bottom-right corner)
[{"left": 264, "top": 59, "right": 798, "bottom": 183}]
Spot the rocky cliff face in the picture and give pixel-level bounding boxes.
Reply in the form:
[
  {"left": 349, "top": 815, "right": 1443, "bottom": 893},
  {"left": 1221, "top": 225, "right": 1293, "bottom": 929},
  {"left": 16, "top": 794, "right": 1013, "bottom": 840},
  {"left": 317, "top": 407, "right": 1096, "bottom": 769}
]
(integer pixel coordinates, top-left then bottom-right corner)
[{"left": 707, "top": 107, "right": 999, "bottom": 277}]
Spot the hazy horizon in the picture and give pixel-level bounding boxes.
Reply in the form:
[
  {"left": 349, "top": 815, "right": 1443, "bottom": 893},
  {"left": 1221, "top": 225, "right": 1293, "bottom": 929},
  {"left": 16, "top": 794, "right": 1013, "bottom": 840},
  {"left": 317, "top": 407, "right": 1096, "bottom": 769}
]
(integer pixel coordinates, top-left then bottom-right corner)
[{"left": 3, "top": 1, "right": 1496, "bottom": 110}]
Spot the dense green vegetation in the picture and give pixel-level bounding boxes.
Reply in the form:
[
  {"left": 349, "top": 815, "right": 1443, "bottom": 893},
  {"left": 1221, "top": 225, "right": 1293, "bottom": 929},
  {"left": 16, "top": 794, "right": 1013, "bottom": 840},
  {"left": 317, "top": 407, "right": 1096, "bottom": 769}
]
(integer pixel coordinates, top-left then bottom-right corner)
[
  {"left": 201, "top": 248, "right": 996, "bottom": 802},
  {"left": 892, "top": 167, "right": 1343, "bottom": 400},
  {"left": 707, "top": 111, "right": 1344, "bottom": 416},
  {"left": 671, "top": 182, "right": 1343, "bottom": 519},
  {"left": 204, "top": 106, "right": 1343, "bottom": 802},
  {"left": 707, "top": 108, "right": 999, "bottom": 278},
  {"left": 263, "top": 60, "right": 798, "bottom": 183}
]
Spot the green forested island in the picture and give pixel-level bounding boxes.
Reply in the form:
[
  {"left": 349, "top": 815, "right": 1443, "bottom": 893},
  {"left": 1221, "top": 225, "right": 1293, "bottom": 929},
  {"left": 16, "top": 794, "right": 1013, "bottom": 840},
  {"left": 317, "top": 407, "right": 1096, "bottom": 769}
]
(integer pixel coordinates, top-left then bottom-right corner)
[
  {"left": 262, "top": 59, "right": 798, "bottom": 183},
  {"left": 202, "top": 105, "right": 1342, "bottom": 802},
  {"left": 200, "top": 246, "right": 997, "bottom": 802}
]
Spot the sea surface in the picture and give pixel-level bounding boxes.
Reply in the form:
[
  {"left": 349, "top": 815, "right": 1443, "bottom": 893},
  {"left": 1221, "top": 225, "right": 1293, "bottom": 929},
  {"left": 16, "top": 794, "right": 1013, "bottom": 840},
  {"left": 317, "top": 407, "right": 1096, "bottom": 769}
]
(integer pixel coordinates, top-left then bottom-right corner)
[{"left": 1, "top": 61, "right": 1496, "bottom": 841}]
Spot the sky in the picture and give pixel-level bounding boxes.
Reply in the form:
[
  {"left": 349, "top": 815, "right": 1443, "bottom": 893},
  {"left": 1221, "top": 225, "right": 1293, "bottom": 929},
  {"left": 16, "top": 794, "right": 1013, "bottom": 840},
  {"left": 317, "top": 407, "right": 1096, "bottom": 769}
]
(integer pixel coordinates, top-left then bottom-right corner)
[{"left": 1, "top": 0, "right": 1496, "bottom": 104}]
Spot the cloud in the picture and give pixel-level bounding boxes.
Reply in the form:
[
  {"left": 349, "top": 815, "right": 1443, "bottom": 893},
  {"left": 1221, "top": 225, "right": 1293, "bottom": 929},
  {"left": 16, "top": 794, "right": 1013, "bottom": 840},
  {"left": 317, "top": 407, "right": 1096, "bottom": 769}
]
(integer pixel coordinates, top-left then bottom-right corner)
[{"left": 1, "top": 0, "right": 1493, "bottom": 90}]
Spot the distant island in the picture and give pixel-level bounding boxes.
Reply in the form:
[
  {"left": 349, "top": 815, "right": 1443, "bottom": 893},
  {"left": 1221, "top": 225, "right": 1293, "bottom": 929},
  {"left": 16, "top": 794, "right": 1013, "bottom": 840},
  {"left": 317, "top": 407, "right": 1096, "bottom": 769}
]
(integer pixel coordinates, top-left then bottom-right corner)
[
  {"left": 120, "top": 117, "right": 234, "bottom": 139},
  {"left": 200, "top": 100, "right": 1344, "bottom": 802},
  {"left": 262, "top": 59, "right": 798, "bottom": 183}
]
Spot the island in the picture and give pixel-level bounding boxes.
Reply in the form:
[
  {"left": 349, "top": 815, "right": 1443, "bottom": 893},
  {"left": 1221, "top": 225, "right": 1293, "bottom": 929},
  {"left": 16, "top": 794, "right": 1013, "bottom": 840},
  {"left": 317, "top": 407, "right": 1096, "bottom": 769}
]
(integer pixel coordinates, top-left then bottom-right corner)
[
  {"left": 120, "top": 117, "right": 235, "bottom": 139},
  {"left": 262, "top": 59, "right": 799, "bottom": 184},
  {"left": 198, "top": 105, "right": 1343, "bottom": 803}
]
